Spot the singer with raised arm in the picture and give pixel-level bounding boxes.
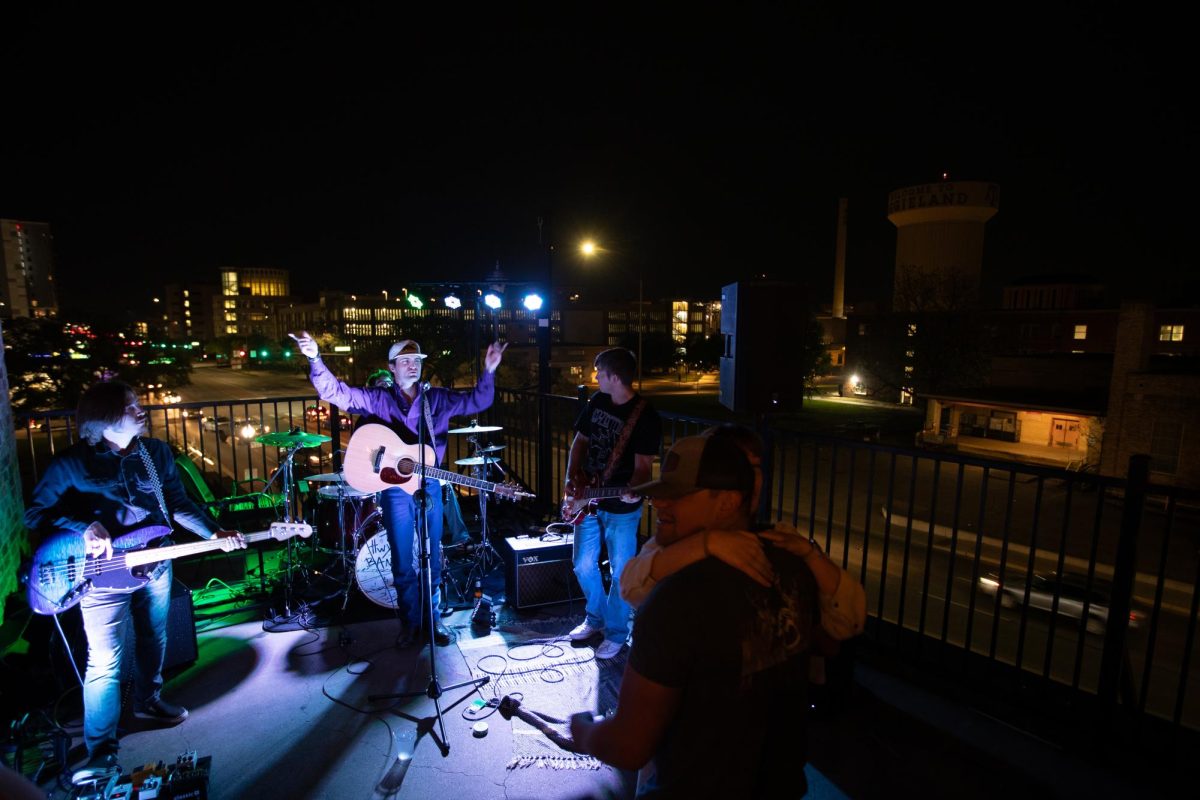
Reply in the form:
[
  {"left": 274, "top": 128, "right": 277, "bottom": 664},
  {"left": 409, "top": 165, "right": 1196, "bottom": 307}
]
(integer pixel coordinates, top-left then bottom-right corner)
[{"left": 290, "top": 331, "right": 507, "bottom": 647}]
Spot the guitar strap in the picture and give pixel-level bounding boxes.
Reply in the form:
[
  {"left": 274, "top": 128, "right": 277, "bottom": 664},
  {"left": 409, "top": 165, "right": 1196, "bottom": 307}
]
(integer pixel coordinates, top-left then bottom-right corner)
[
  {"left": 136, "top": 439, "right": 172, "bottom": 527},
  {"left": 136, "top": 439, "right": 173, "bottom": 579},
  {"left": 599, "top": 397, "right": 646, "bottom": 486}
]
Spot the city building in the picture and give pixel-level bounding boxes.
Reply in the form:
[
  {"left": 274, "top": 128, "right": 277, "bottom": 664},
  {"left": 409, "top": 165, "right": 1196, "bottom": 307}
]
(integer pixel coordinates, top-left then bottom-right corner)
[
  {"left": 218, "top": 266, "right": 291, "bottom": 337},
  {"left": 0, "top": 219, "right": 59, "bottom": 318},
  {"left": 163, "top": 283, "right": 218, "bottom": 342}
]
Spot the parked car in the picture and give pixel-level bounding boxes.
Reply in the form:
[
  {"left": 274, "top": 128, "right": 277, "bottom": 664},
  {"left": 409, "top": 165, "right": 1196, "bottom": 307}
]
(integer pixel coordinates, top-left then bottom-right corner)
[{"left": 978, "top": 570, "right": 1142, "bottom": 634}]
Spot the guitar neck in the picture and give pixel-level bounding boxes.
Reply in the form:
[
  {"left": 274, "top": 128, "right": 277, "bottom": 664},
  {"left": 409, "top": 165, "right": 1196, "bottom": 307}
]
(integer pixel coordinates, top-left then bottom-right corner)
[
  {"left": 416, "top": 464, "right": 501, "bottom": 494},
  {"left": 581, "top": 485, "right": 630, "bottom": 501},
  {"left": 122, "top": 529, "right": 280, "bottom": 569}
]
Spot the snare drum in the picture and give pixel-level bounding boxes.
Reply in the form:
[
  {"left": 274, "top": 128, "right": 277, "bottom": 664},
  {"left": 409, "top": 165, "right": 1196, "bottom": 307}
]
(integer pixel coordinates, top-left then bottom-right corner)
[{"left": 315, "top": 484, "right": 380, "bottom": 552}]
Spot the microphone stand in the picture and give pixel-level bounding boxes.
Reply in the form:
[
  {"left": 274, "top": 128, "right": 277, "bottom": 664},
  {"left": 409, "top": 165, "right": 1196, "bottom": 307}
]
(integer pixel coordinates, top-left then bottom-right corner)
[{"left": 369, "top": 380, "right": 489, "bottom": 756}]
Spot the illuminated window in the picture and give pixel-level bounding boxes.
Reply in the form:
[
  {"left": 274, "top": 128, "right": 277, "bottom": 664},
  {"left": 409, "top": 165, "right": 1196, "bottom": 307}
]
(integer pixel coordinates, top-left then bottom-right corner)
[
  {"left": 1074, "top": 324, "right": 1087, "bottom": 340},
  {"left": 1159, "top": 324, "right": 1184, "bottom": 342}
]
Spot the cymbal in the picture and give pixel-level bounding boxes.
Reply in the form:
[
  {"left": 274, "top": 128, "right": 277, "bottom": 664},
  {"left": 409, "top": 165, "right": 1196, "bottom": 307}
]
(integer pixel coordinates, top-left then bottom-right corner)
[
  {"left": 478, "top": 444, "right": 506, "bottom": 453},
  {"left": 256, "top": 431, "right": 332, "bottom": 448},
  {"left": 447, "top": 423, "right": 503, "bottom": 434},
  {"left": 317, "top": 484, "right": 375, "bottom": 499},
  {"left": 455, "top": 455, "right": 500, "bottom": 466},
  {"left": 304, "top": 472, "right": 346, "bottom": 482}
]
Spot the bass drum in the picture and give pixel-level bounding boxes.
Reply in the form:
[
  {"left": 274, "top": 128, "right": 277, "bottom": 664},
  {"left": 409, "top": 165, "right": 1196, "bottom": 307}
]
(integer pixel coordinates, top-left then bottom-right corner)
[{"left": 354, "top": 531, "right": 399, "bottom": 609}]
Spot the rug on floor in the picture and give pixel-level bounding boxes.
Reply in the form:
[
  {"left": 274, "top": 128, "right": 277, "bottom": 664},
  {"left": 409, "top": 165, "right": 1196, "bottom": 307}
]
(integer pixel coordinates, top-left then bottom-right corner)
[{"left": 458, "top": 616, "right": 625, "bottom": 769}]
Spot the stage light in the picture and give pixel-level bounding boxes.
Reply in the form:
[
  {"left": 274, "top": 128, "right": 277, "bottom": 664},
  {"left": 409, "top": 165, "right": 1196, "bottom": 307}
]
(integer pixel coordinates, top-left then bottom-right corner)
[
  {"left": 444, "top": 294, "right": 462, "bottom": 310},
  {"left": 522, "top": 293, "right": 544, "bottom": 311},
  {"left": 407, "top": 293, "right": 424, "bottom": 309},
  {"left": 483, "top": 292, "right": 502, "bottom": 310}
]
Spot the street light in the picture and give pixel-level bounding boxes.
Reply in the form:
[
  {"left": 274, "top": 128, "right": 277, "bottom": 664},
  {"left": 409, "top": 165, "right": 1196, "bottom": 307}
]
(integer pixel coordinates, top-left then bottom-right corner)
[{"left": 580, "top": 240, "right": 644, "bottom": 391}]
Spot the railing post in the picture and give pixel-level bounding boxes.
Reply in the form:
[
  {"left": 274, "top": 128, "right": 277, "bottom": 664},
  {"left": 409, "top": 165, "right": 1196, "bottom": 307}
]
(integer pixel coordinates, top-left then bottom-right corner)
[
  {"left": 1097, "top": 454, "right": 1148, "bottom": 713},
  {"left": 756, "top": 413, "right": 773, "bottom": 524}
]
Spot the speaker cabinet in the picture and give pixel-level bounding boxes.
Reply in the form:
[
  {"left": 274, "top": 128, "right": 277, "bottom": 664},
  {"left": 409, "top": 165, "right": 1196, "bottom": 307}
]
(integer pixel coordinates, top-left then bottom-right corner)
[
  {"left": 719, "top": 279, "right": 809, "bottom": 413},
  {"left": 502, "top": 534, "right": 582, "bottom": 610}
]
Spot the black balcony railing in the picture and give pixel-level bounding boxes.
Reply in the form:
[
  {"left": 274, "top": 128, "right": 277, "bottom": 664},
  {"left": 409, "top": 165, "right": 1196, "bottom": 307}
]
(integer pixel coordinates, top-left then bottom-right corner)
[{"left": 13, "top": 389, "right": 1200, "bottom": 761}]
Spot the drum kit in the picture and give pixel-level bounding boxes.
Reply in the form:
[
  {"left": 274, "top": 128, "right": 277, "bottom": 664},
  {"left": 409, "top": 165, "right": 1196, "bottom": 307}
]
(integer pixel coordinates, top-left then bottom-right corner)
[{"left": 253, "top": 421, "right": 511, "bottom": 614}]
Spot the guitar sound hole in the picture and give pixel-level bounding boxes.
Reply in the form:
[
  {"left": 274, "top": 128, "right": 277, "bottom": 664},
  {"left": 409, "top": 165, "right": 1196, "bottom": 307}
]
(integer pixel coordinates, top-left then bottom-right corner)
[{"left": 396, "top": 459, "right": 416, "bottom": 478}]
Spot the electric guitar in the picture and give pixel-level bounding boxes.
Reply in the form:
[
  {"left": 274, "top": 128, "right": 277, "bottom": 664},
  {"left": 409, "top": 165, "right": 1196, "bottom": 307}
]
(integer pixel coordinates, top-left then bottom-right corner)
[
  {"left": 560, "top": 476, "right": 637, "bottom": 524},
  {"left": 26, "top": 521, "right": 312, "bottom": 615},
  {"left": 343, "top": 423, "right": 535, "bottom": 500}
]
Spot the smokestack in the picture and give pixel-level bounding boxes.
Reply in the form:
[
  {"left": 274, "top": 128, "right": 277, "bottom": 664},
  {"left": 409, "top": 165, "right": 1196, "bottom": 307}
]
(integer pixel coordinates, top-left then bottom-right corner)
[{"left": 832, "top": 197, "right": 848, "bottom": 319}]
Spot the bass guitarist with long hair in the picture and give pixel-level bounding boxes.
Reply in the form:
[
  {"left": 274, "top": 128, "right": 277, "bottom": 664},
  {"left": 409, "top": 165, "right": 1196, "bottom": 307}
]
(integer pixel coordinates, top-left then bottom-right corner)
[
  {"left": 564, "top": 347, "right": 661, "bottom": 660},
  {"left": 24, "top": 381, "right": 246, "bottom": 786}
]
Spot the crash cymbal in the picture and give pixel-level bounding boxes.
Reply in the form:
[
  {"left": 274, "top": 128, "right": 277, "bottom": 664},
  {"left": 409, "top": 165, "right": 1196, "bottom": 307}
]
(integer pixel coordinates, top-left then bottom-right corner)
[
  {"left": 447, "top": 423, "right": 503, "bottom": 434},
  {"left": 478, "top": 444, "right": 506, "bottom": 453},
  {"left": 304, "top": 472, "right": 347, "bottom": 482},
  {"left": 455, "top": 455, "right": 500, "bottom": 466},
  {"left": 255, "top": 431, "right": 332, "bottom": 448}
]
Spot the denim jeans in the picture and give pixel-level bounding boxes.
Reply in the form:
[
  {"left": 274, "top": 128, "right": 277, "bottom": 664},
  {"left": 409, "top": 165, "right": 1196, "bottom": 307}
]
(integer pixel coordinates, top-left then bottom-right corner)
[
  {"left": 381, "top": 484, "right": 443, "bottom": 630},
  {"left": 573, "top": 507, "right": 640, "bottom": 644},
  {"left": 78, "top": 562, "right": 173, "bottom": 755}
]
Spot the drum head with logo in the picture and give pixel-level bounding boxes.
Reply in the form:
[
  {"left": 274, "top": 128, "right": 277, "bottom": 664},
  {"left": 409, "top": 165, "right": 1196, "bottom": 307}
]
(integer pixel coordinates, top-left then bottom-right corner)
[{"left": 354, "top": 531, "right": 399, "bottom": 609}]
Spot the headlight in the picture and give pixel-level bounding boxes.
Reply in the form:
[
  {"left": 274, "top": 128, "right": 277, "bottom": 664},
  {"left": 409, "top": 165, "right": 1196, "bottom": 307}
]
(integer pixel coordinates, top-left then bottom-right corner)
[
  {"left": 979, "top": 577, "right": 999, "bottom": 588},
  {"left": 239, "top": 424, "right": 255, "bottom": 439}
]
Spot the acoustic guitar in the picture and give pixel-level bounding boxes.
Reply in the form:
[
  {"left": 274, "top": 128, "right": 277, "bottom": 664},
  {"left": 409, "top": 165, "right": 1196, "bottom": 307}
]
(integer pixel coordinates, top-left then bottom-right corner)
[{"left": 343, "top": 423, "right": 534, "bottom": 500}]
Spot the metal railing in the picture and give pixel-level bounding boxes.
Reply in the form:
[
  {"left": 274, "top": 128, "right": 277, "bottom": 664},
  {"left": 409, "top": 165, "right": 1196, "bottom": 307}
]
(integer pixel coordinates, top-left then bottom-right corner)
[{"left": 14, "top": 389, "right": 1200, "bottom": 757}]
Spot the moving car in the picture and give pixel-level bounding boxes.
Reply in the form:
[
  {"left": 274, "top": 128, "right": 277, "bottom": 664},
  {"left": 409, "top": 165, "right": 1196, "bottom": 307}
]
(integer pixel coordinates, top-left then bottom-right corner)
[{"left": 978, "top": 570, "right": 1142, "bottom": 634}]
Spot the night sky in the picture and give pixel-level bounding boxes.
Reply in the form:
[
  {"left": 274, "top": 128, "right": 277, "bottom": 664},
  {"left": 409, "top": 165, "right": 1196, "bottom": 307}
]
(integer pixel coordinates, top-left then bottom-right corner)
[{"left": 2, "top": 7, "right": 1193, "bottom": 319}]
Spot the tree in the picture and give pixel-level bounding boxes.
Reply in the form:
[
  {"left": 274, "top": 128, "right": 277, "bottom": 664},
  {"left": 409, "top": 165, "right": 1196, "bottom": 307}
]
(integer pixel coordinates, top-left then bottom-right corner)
[{"left": 684, "top": 333, "right": 724, "bottom": 371}]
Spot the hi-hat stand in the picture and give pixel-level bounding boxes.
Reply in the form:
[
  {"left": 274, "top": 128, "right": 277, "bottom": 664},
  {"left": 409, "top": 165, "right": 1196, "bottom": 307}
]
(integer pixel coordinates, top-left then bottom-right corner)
[
  {"left": 442, "top": 445, "right": 505, "bottom": 609},
  {"left": 368, "top": 381, "right": 488, "bottom": 756},
  {"left": 258, "top": 430, "right": 329, "bottom": 631}
]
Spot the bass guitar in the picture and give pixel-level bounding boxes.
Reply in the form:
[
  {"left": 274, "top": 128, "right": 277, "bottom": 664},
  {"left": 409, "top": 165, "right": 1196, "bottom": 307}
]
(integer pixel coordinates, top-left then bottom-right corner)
[
  {"left": 26, "top": 521, "right": 312, "bottom": 615},
  {"left": 343, "top": 423, "right": 535, "bottom": 500},
  {"left": 560, "top": 477, "right": 637, "bottom": 524}
]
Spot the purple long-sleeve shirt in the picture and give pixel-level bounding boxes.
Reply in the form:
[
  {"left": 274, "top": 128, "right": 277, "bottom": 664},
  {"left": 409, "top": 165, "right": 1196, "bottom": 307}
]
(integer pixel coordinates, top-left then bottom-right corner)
[{"left": 308, "top": 357, "right": 495, "bottom": 466}]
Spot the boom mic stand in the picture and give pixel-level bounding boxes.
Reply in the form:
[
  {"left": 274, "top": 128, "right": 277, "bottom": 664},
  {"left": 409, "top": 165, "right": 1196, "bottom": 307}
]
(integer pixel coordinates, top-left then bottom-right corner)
[{"left": 368, "top": 380, "right": 489, "bottom": 756}]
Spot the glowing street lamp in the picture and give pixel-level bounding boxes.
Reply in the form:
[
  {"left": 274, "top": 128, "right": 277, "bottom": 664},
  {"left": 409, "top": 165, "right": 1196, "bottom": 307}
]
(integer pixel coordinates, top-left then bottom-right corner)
[{"left": 580, "top": 239, "right": 644, "bottom": 390}]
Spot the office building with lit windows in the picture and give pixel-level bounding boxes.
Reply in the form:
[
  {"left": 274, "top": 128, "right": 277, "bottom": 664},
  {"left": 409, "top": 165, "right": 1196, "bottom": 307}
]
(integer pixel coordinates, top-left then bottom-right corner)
[{"left": 0, "top": 219, "right": 59, "bottom": 318}]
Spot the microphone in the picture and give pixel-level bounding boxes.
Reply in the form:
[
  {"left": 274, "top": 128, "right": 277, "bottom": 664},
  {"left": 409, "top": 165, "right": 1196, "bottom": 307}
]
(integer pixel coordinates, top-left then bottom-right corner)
[{"left": 419, "top": 381, "right": 431, "bottom": 392}]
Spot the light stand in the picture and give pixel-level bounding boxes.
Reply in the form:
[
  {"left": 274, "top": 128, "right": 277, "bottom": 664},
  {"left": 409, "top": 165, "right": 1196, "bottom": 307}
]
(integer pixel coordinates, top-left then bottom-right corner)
[{"left": 368, "top": 381, "right": 489, "bottom": 756}]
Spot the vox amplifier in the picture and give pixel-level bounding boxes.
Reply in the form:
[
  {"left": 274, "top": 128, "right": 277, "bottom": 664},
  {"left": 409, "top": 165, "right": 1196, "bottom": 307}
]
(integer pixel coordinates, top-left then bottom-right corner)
[{"left": 502, "top": 533, "right": 582, "bottom": 610}]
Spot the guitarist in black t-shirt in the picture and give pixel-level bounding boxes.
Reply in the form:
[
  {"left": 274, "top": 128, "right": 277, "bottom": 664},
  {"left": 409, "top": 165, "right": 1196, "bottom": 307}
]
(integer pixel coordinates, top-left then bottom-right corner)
[{"left": 563, "top": 348, "right": 662, "bottom": 660}]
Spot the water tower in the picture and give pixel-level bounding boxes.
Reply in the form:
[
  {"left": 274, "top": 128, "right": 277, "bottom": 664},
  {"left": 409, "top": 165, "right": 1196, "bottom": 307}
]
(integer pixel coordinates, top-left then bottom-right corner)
[{"left": 888, "top": 180, "right": 999, "bottom": 310}]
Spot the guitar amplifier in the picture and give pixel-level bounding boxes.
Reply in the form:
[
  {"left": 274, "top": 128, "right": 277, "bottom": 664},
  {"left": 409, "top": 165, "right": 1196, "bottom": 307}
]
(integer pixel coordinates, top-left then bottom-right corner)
[{"left": 502, "top": 533, "right": 582, "bottom": 610}]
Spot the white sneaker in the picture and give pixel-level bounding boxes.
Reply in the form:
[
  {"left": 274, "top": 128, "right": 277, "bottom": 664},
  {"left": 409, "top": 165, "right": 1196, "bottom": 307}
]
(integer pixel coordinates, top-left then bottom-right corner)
[
  {"left": 595, "top": 640, "right": 624, "bottom": 660},
  {"left": 569, "top": 620, "right": 602, "bottom": 641}
]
